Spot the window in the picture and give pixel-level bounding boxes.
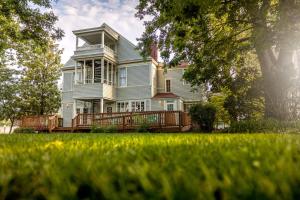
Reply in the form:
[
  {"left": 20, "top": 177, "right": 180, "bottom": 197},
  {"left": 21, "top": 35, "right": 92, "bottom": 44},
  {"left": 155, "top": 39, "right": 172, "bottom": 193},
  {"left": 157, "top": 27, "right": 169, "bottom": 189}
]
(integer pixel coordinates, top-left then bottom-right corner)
[
  {"left": 94, "top": 60, "right": 101, "bottom": 83},
  {"left": 119, "top": 68, "right": 127, "bottom": 87},
  {"left": 117, "top": 100, "right": 146, "bottom": 112},
  {"left": 104, "top": 60, "right": 107, "bottom": 83},
  {"left": 165, "top": 100, "right": 175, "bottom": 111},
  {"left": 85, "top": 60, "right": 93, "bottom": 84},
  {"left": 166, "top": 80, "right": 171, "bottom": 92}
]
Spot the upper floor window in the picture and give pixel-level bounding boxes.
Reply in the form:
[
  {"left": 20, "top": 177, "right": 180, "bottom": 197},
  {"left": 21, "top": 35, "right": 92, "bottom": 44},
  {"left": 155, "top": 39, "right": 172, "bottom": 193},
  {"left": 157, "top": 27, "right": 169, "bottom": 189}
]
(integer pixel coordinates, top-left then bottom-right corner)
[
  {"left": 119, "top": 68, "right": 127, "bottom": 87},
  {"left": 166, "top": 79, "right": 171, "bottom": 92}
]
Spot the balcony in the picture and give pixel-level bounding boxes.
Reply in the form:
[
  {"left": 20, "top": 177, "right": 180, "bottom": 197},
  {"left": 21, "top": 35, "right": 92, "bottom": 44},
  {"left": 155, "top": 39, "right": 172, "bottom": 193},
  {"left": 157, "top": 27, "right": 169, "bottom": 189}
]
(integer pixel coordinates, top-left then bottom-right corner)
[
  {"left": 73, "top": 83, "right": 116, "bottom": 100},
  {"left": 73, "top": 44, "right": 116, "bottom": 60}
]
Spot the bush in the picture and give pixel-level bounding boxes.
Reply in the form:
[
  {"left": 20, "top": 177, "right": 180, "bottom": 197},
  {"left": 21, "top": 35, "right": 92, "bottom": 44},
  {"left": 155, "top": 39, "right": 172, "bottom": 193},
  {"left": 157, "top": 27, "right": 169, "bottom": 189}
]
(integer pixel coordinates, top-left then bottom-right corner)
[
  {"left": 136, "top": 122, "right": 151, "bottom": 133},
  {"left": 104, "top": 125, "right": 118, "bottom": 133},
  {"left": 13, "top": 127, "right": 35, "bottom": 134},
  {"left": 227, "top": 118, "right": 300, "bottom": 133},
  {"left": 90, "top": 125, "right": 118, "bottom": 133},
  {"left": 90, "top": 125, "right": 105, "bottom": 133},
  {"left": 189, "top": 103, "right": 216, "bottom": 132}
]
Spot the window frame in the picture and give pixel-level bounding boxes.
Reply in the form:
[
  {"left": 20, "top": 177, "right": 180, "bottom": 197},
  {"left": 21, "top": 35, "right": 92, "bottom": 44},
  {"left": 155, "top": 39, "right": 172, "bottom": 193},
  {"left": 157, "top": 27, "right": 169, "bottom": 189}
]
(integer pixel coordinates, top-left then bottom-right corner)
[
  {"left": 165, "top": 79, "right": 171, "bottom": 92},
  {"left": 118, "top": 67, "right": 127, "bottom": 87}
]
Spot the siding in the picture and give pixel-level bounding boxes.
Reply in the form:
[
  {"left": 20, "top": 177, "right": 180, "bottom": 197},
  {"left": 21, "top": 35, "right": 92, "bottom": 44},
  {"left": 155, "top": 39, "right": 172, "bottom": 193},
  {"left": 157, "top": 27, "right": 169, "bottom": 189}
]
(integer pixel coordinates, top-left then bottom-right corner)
[
  {"left": 161, "top": 68, "right": 203, "bottom": 101},
  {"left": 63, "top": 72, "right": 73, "bottom": 92},
  {"left": 62, "top": 103, "right": 73, "bottom": 127},
  {"left": 151, "top": 99, "right": 164, "bottom": 111},
  {"left": 126, "top": 64, "right": 150, "bottom": 86},
  {"left": 62, "top": 91, "right": 73, "bottom": 102},
  {"left": 73, "top": 84, "right": 103, "bottom": 99},
  {"left": 117, "top": 86, "right": 152, "bottom": 100}
]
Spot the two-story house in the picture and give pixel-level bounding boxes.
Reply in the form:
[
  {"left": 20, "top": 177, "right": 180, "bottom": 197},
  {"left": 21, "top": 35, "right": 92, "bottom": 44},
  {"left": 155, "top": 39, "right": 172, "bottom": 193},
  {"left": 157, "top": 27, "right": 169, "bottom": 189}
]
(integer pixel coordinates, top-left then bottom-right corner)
[{"left": 61, "top": 23, "right": 202, "bottom": 127}]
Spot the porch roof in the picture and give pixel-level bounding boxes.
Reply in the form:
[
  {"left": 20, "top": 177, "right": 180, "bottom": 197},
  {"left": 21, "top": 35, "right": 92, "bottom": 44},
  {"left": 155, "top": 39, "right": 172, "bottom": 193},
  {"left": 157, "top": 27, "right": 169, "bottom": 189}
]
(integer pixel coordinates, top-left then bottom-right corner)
[{"left": 152, "top": 93, "right": 180, "bottom": 99}]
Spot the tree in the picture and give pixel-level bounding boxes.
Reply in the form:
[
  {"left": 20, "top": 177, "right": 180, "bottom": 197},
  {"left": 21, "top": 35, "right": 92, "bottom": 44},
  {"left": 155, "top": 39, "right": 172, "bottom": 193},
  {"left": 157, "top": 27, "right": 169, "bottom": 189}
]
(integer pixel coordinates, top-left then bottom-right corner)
[
  {"left": 0, "top": 53, "right": 22, "bottom": 133},
  {"left": 189, "top": 103, "right": 216, "bottom": 132},
  {"left": 136, "top": 0, "right": 300, "bottom": 120},
  {"left": 18, "top": 42, "right": 62, "bottom": 115},
  {"left": 0, "top": 0, "right": 63, "bottom": 54}
]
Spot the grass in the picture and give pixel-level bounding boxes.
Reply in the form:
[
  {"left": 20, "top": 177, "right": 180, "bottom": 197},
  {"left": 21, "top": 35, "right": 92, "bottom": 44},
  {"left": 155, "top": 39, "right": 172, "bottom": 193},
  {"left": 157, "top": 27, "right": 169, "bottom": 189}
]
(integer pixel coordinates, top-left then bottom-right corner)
[{"left": 0, "top": 133, "right": 300, "bottom": 199}]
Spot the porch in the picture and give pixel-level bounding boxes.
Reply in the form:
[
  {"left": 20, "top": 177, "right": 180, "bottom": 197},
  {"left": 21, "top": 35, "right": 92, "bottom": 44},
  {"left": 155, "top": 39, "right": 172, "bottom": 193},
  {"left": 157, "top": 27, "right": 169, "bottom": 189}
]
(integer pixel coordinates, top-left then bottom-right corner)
[{"left": 20, "top": 111, "right": 192, "bottom": 132}]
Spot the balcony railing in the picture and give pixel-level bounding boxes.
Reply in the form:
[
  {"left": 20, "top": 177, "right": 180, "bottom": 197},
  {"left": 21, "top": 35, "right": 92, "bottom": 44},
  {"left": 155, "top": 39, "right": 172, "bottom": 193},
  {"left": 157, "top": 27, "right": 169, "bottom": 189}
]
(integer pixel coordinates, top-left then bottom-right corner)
[{"left": 76, "top": 44, "right": 115, "bottom": 55}]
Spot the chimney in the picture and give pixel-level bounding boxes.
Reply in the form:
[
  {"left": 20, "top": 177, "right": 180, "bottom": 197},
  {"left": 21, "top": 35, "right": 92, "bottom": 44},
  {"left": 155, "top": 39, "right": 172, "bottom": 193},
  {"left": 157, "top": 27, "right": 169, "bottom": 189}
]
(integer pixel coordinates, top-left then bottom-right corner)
[{"left": 150, "top": 42, "right": 158, "bottom": 61}]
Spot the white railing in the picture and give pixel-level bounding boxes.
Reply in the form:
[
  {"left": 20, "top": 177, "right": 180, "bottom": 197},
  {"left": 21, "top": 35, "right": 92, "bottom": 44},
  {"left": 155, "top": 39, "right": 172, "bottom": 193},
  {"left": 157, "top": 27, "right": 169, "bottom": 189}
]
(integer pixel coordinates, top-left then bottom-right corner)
[
  {"left": 76, "top": 44, "right": 115, "bottom": 55},
  {"left": 76, "top": 44, "right": 102, "bottom": 51}
]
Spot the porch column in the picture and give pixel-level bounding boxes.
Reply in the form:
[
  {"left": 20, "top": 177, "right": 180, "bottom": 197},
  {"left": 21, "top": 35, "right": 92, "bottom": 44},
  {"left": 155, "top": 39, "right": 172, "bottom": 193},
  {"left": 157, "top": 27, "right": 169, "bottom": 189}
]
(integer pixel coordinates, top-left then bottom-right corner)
[
  {"left": 107, "top": 61, "right": 109, "bottom": 85},
  {"left": 73, "top": 100, "right": 77, "bottom": 117},
  {"left": 75, "top": 61, "right": 77, "bottom": 84},
  {"left": 100, "top": 98, "right": 104, "bottom": 113},
  {"left": 92, "top": 59, "right": 94, "bottom": 84},
  {"left": 76, "top": 36, "right": 78, "bottom": 49},
  {"left": 101, "top": 31, "right": 105, "bottom": 48},
  {"left": 101, "top": 58, "right": 104, "bottom": 83},
  {"left": 83, "top": 60, "right": 86, "bottom": 84}
]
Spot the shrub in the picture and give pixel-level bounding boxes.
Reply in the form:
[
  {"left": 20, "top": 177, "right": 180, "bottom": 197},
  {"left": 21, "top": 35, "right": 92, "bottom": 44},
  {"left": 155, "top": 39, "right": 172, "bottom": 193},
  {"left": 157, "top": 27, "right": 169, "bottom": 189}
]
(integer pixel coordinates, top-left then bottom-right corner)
[
  {"left": 13, "top": 127, "right": 35, "bottom": 134},
  {"left": 227, "top": 118, "right": 300, "bottom": 133},
  {"left": 104, "top": 125, "right": 118, "bottom": 133},
  {"left": 90, "top": 125, "right": 105, "bottom": 133},
  {"left": 189, "top": 103, "right": 216, "bottom": 132},
  {"left": 136, "top": 122, "right": 151, "bottom": 133}
]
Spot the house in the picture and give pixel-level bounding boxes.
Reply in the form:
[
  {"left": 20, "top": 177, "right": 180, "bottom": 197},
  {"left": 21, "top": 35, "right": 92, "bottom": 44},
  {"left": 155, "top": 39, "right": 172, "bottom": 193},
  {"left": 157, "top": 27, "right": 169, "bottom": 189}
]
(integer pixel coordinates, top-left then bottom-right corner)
[{"left": 61, "top": 23, "right": 203, "bottom": 127}]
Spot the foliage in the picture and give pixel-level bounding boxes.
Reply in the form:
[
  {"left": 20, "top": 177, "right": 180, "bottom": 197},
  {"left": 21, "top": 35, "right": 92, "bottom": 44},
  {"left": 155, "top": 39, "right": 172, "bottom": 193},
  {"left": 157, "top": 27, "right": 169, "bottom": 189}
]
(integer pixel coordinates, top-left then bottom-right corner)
[
  {"left": 18, "top": 42, "right": 62, "bottom": 115},
  {"left": 189, "top": 103, "right": 216, "bottom": 132},
  {"left": 13, "top": 127, "right": 35, "bottom": 134},
  {"left": 90, "top": 125, "right": 105, "bottom": 133},
  {"left": 208, "top": 93, "right": 230, "bottom": 124},
  {"left": 0, "top": 134, "right": 300, "bottom": 199},
  {"left": 91, "top": 125, "right": 118, "bottom": 133},
  {"left": 136, "top": 0, "right": 300, "bottom": 120},
  {"left": 136, "top": 121, "right": 151, "bottom": 133},
  {"left": 228, "top": 119, "right": 300, "bottom": 133},
  {"left": 0, "top": 52, "right": 22, "bottom": 133},
  {"left": 0, "top": 0, "right": 63, "bottom": 55}
]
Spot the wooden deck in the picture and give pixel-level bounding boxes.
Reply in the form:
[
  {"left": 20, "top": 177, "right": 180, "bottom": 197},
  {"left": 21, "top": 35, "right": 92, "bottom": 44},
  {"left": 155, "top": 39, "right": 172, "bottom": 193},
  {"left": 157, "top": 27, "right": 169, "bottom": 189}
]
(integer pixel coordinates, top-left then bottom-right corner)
[{"left": 20, "top": 111, "right": 192, "bottom": 133}]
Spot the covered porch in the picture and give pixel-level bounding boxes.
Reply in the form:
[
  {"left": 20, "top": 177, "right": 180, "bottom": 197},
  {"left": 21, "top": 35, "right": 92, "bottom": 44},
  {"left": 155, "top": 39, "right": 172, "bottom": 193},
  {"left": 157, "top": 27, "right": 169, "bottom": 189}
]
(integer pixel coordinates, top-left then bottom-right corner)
[{"left": 74, "top": 98, "right": 115, "bottom": 115}]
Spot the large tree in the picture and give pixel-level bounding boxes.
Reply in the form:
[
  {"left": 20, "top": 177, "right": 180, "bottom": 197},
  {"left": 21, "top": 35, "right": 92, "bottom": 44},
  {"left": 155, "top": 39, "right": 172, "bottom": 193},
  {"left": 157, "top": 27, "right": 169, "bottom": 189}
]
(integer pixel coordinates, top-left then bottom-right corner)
[
  {"left": 18, "top": 42, "right": 62, "bottom": 115},
  {"left": 136, "top": 0, "right": 300, "bottom": 120},
  {"left": 0, "top": 0, "right": 63, "bottom": 54},
  {"left": 0, "top": 52, "right": 21, "bottom": 133}
]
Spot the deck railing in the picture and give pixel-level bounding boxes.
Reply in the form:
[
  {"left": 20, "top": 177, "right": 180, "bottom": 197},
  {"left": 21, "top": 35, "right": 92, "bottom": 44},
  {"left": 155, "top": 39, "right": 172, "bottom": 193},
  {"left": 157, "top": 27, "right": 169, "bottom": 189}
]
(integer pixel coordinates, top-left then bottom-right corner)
[
  {"left": 72, "top": 111, "right": 191, "bottom": 131},
  {"left": 21, "top": 115, "right": 60, "bottom": 132}
]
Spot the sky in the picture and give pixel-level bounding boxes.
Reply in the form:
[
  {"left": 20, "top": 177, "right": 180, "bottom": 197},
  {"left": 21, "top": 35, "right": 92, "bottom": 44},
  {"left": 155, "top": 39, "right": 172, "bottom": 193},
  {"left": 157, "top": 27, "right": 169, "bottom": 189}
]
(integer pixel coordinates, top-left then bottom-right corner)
[{"left": 52, "top": 0, "right": 146, "bottom": 64}]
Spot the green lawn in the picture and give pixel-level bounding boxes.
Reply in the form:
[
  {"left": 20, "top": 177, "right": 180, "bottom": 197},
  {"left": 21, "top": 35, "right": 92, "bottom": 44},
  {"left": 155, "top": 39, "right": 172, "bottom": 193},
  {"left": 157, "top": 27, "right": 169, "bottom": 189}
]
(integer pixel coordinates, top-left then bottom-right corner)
[{"left": 0, "top": 133, "right": 300, "bottom": 199}]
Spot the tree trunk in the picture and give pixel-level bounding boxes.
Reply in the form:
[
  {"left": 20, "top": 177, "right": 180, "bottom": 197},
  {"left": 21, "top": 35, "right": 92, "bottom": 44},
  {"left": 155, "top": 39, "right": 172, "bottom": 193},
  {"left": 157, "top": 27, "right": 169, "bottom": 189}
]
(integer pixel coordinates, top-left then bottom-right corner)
[
  {"left": 255, "top": 46, "right": 294, "bottom": 120},
  {"left": 9, "top": 118, "right": 14, "bottom": 134}
]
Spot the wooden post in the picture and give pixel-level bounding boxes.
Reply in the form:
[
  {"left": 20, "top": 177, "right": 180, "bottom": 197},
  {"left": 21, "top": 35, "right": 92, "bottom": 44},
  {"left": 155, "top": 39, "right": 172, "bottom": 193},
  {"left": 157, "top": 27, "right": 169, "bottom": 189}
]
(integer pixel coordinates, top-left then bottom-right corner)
[
  {"left": 122, "top": 116, "right": 125, "bottom": 132},
  {"left": 179, "top": 111, "right": 182, "bottom": 132}
]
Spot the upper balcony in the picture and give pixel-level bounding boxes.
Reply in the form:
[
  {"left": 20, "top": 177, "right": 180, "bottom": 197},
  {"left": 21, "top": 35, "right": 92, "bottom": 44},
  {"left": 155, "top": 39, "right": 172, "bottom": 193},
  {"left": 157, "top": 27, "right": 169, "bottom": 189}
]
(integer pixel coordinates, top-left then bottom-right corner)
[{"left": 72, "top": 24, "right": 119, "bottom": 61}]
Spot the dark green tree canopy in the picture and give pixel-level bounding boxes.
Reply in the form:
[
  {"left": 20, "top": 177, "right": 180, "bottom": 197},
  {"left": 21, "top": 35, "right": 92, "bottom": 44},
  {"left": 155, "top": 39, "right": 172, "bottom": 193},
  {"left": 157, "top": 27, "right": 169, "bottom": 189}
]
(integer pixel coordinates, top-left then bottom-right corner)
[
  {"left": 136, "top": 0, "right": 300, "bottom": 120},
  {"left": 0, "top": 0, "right": 64, "bottom": 53}
]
